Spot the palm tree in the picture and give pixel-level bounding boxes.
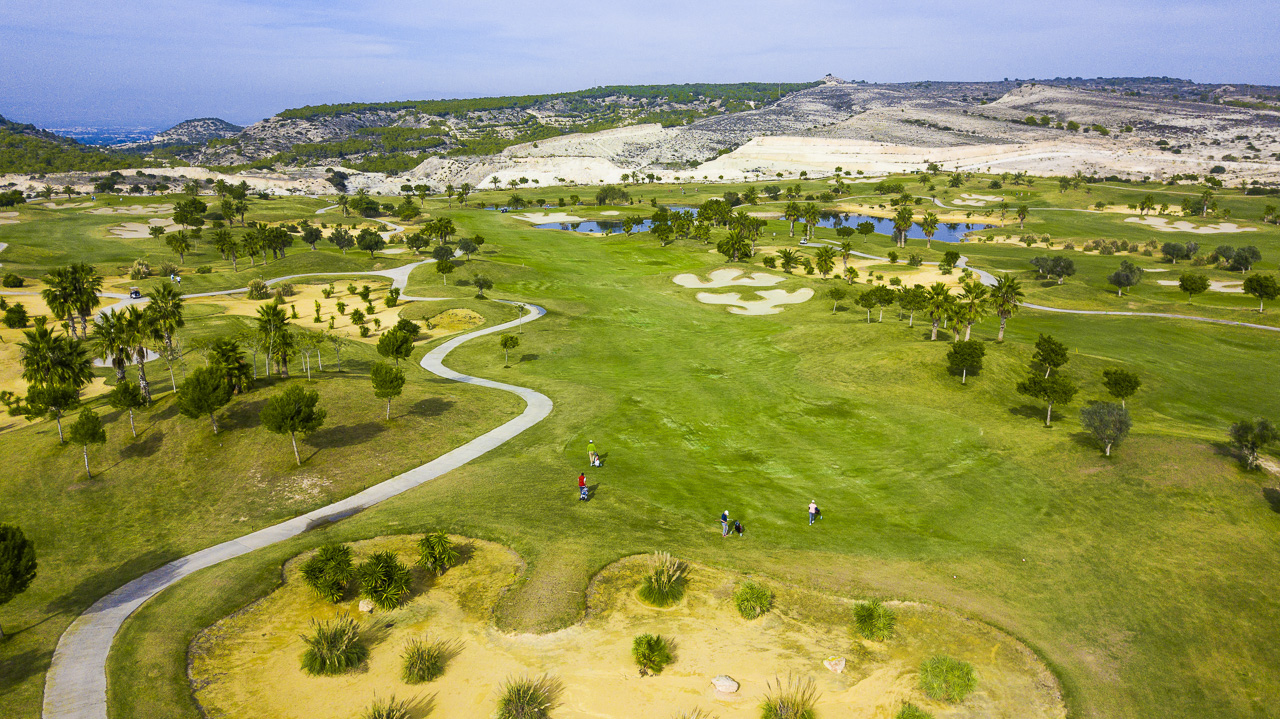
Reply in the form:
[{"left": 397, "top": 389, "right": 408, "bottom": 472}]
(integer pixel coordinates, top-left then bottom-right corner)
[
  {"left": 776, "top": 248, "right": 800, "bottom": 273},
  {"left": 924, "top": 282, "right": 954, "bottom": 341},
  {"left": 839, "top": 241, "right": 854, "bottom": 271},
  {"left": 91, "top": 310, "right": 132, "bottom": 382},
  {"left": 256, "top": 304, "right": 290, "bottom": 377},
  {"left": 41, "top": 267, "right": 79, "bottom": 339},
  {"left": 991, "top": 275, "right": 1025, "bottom": 342},
  {"left": 122, "top": 305, "right": 163, "bottom": 403},
  {"left": 147, "top": 282, "right": 185, "bottom": 351},
  {"left": 814, "top": 246, "right": 837, "bottom": 278},
  {"left": 892, "top": 207, "right": 914, "bottom": 248},
  {"left": 337, "top": 194, "right": 349, "bottom": 217},
  {"left": 957, "top": 279, "right": 990, "bottom": 341},
  {"left": 919, "top": 211, "right": 939, "bottom": 249},
  {"left": 71, "top": 263, "right": 103, "bottom": 339},
  {"left": 1017, "top": 205, "right": 1029, "bottom": 229},
  {"left": 802, "top": 203, "right": 820, "bottom": 240},
  {"left": 783, "top": 201, "right": 801, "bottom": 237},
  {"left": 19, "top": 325, "right": 92, "bottom": 389}
]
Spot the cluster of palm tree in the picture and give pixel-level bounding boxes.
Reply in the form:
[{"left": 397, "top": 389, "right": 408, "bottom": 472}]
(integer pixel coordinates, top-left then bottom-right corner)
[
  {"left": 40, "top": 263, "right": 103, "bottom": 339},
  {"left": 782, "top": 201, "right": 822, "bottom": 240},
  {"left": 909, "top": 276, "right": 1024, "bottom": 342},
  {"left": 11, "top": 321, "right": 94, "bottom": 442},
  {"left": 91, "top": 282, "right": 185, "bottom": 403}
]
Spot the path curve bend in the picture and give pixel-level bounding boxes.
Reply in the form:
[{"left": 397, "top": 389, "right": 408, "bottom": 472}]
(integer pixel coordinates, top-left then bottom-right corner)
[{"left": 41, "top": 301, "right": 552, "bottom": 719}]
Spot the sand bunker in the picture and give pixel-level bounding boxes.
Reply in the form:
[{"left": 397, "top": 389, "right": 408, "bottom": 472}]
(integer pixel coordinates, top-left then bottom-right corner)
[
  {"left": 600, "top": 210, "right": 620, "bottom": 215},
  {"left": 673, "top": 269, "right": 787, "bottom": 289},
  {"left": 513, "top": 212, "right": 586, "bottom": 223},
  {"left": 1124, "top": 217, "right": 1257, "bottom": 234},
  {"left": 190, "top": 538, "right": 1065, "bottom": 719},
  {"left": 696, "top": 288, "right": 815, "bottom": 315},
  {"left": 1156, "top": 279, "right": 1244, "bottom": 293},
  {"left": 40, "top": 201, "right": 95, "bottom": 209},
  {"left": 87, "top": 203, "right": 174, "bottom": 215},
  {"left": 0, "top": 211, "right": 17, "bottom": 225},
  {"left": 110, "top": 218, "right": 178, "bottom": 238},
  {"left": 952, "top": 193, "right": 1004, "bottom": 207},
  {"left": 379, "top": 248, "right": 408, "bottom": 254}
]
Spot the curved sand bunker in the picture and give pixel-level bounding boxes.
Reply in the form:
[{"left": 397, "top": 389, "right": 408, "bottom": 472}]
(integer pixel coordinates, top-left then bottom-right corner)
[
  {"left": 1124, "top": 217, "right": 1257, "bottom": 234},
  {"left": 674, "top": 268, "right": 787, "bottom": 289},
  {"left": 952, "top": 193, "right": 1004, "bottom": 207},
  {"left": 40, "top": 201, "right": 95, "bottom": 209},
  {"left": 110, "top": 218, "right": 178, "bottom": 238},
  {"left": 1156, "top": 279, "right": 1244, "bottom": 293},
  {"left": 191, "top": 538, "right": 1065, "bottom": 719},
  {"left": 87, "top": 203, "right": 174, "bottom": 215},
  {"left": 697, "top": 288, "right": 814, "bottom": 315},
  {"left": 513, "top": 212, "right": 586, "bottom": 223},
  {"left": 0, "top": 211, "right": 18, "bottom": 225}
]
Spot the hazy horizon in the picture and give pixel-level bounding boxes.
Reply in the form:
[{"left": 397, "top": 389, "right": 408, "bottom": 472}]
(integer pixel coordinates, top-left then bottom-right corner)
[{"left": 4, "top": 0, "right": 1279, "bottom": 130}]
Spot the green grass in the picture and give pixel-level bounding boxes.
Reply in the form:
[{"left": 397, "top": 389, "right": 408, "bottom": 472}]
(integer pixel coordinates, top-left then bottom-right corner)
[{"left": 2, "top": 182, "right": 1280, "bottom": 719}]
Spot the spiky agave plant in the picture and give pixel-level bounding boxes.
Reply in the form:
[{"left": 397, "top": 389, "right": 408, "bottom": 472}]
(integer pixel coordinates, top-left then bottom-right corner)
[
  {"left": 299, "top": 614, "right": 367, "bottom": 675},
  {"left": 495, "top": 674, "right": 563, "bottom": 719},
  {"left": 362, "top": 694, "right": 410, "bottom": 719},
  {"left": 401, "top": 636, "right": 459, "bottom": 684},
  {"left": 637, "top": 551, "right": 687, "bottom": 607},
  {"left": 759, "top": 675, "right": 819, "bottom": 719},
  {"left": 918, "top": 656, "right": 977, "bottom": 702},
  {"left": 632, "top": 633, "right": 674, "bottom": 676},
  {"left": 853, "top": 599, "right": 896, "bottom": 641},
  {"left": 733, "top": 580, "right": 773, "bottom": 619},
  {"left": 417, "top": 530, "right": 459, "bottom": 576},
  {"left": 300, "top": 543, "right": 354, "bottom": 603},
  {"left": 357, "top": 551, "right": 413, "bottom": 610}
]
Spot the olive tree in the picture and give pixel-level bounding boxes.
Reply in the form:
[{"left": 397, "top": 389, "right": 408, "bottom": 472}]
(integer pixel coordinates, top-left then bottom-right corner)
[{"left": 1080, "top": 402, "right": 1131, "bottom": 456}]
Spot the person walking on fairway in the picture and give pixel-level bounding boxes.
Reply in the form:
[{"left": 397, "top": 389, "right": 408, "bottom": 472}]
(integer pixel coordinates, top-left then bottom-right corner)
[
  {"left": 720, "top": 510, "right": 730, "bottom": 537},
  {"left": 578, "top": 473, "right": 588, "bottom": 501},
  {"left": 808, "top": 501, "right": 819, "bottom": 526}
]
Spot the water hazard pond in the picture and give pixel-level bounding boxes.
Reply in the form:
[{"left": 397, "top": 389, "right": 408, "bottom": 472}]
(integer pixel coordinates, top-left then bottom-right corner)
[{"left": 532, "top": 207, "right": 992, "bottom": 242}]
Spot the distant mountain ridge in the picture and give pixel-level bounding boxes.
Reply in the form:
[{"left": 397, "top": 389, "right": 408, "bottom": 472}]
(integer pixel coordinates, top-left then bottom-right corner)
[{"left": 149, "top": 117, "right": 243, "bottom": 146}]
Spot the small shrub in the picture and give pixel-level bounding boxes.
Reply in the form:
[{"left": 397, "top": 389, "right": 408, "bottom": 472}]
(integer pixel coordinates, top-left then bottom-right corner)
[
  {"left": 638, "top": 551, "right": 687, "bottom": 607},
  {"left": 495, "top": 675, "right": 563, "bottom": 719},
  {"left": 895, "top": 702, "right": 934, "bottom": 719},
  {"left": 362, "top": 695, "right": 410, "bottom": 719},
  {"left": 761, "top": 255, "right": 777, "bottom": 269},
  {"left": 3, "top": 303, "right": 29, "bottom": 329},
  {"left": 401, "top": 636, "right": 457, "bottom": 683},
  {"left": 360, "top": 325, "right": 371, "bottom": 337},
  {"left": 196, "top": 265, "right": 212, "bottom": 274},
  {"left": 918, "top": 656, "right": 977, "bottom": 702},
  {"left": 759, "top": 674, "right": 819, "bottom": 719},
  {"left": 246, "top": 278, "right": 270, "bottom": 300},
  {"left": 632, "top": 633, "right": 674, "bottom": 676},
  {"left": 336, "top": 300, "right": 347, "bottom": 315},
  {"left": 733, "top": 580, "right": 773, "bottom": 619},
  {"left": 278, "top": 282, "right": 296, "bottom": 296},
  {"left": 158, "top": 260, "right": 179, "bottom": 277},
  {"left": 322, "top": 284, "right": 334, "bottom": 299},
  {"left": 417, "top": 531, "right": 459, "bottom": 576},
  {"left": 128, "top": 259, "right": 151, "bottom": 280},
  {"left": 2, "top": 273, "right": 25, "bottom": 288},
  {"left": 357, "top": 551, "right": 413, "bottom": 610},
  {"left": 853, "top": 599, "right": 896, "bottom": 641},
  {"left": 300, "top": 544, "right": 353, "bottom": 602},
  {"left": 673, "top": 711, "right": 717, "bottom": 719},
  {"left": 300, "top": 614, "right": 367, "bottom": 675}
]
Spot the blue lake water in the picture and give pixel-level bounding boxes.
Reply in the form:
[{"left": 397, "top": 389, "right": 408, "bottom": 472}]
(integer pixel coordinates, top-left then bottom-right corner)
[{"left": 532, "top": 207, "right": 697, "bottom": 235}]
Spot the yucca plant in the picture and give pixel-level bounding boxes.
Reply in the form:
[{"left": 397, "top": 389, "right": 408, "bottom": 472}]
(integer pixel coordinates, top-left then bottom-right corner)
[
  {"left": 401, "top": 636, "right": 457, "bottom": 684},
  {"left": 300, "top": 543, "right": 353, "bottom": 603},
  {"left": 357, "top": 551, "right": 413, "bottom": 610},
  {"left": 495, "top": 674, "right": 563, "bottom": 719},
  {"left": 362, "top": 694, "right": 410, "bottom": 719},
  {"left": 759, "top": 675, "right": 819, "bottom": 719},
  {"left": 299, "top": 614, "right": 367, "bottom": 675},
  {"left": 631, "top": 633, "right": 674, "bottom": 676},
  {"left": 637, "top": 551, "right": 687, "bottom": 607},
  {"left": 853, "top": 599, "right": 896, "bottom": 641},
  {"left": 733, "top": 580, "right": 773, "bottom": 619},
  {"left": 417, "top": 530, "right": 459, "bottom": 576},
  {"left": 895, "top": 702, "right": 934, "bottom": 719},
  {"left": 918, "top": 655, "right": 977, "bottom": 702}
]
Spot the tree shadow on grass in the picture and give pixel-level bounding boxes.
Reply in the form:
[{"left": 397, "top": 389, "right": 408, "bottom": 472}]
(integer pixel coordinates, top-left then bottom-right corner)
[
  {"left": 306, "top": 422, "right": 386, "bottom": 450},
  {"left": 1263, "top": 487, "right": 1280, "bottom": 514},
  {"left": 519, "top": 353, "right": 539, "bottom": 363},
  {"left": 43, "top": 547, "right": 181, "bottom": 618},
  {"left": 408, "top": 397, "right": 454, "bottom": 418},
  {"left": 1008, "top": 404, "right": 1049, "bottom": 421},
  {"left": 1068, "top": 431, "right": 1103, "bottom": 453},
  {"left": 119, "top": 430, "right": 164, "bottom": 460},
  {"left": 220, "top": 398, "right": 268, "bottom": 431},
  {"left": 0, "top": 649, "right": 46, "bottom": 697}
]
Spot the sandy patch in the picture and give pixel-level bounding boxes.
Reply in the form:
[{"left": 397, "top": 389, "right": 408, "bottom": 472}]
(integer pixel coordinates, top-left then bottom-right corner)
[
  {"left": 110, "top": 218, "right": 179, "bottom": 238},
  {"left": 379, "top": 248, "right": 408, "bottom": 254},
  {"left": 1156, "top": 279, "right": 1245, "bottom": 293},
  {"left": 421, "top": 308, "right": 485, "bottom": 340},
  {"left": 40, "top": 201, "right": 95, "bottom": 209},
  {"left": 191, "top": 280, "right": 405, "bottom": 344},
  {"left": 747, "top": 211, "right": 781, "bottom": 219},
  {"left": 696, "top": 288, "right": 815, "bottom": 315},
  {"left": 952, "top": 193, "right": 1005, "bottom": 207},
  {"left": 87, "top": 203, "right": 174, "bottom": 215},
  {"left": 674, "top": 269, "right": 787, "bottom": 289},
  {"left": 0, "top": 211, "right": 18, "bottom": 225},
  {"left": 191, "top": 538, "right": 1065, "bottom": 719},
  {"left": 1123, "top": 217, "right": 1257, "bottom": 234},
  {"left": 513, "top": 212, "right": 586, "bottom": 223},
  {"left": 600, "top": 210, "right": 620, "bottom": 215}
]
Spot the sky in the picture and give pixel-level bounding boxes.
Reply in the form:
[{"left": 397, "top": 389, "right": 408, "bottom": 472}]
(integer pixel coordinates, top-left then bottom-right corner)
[{"left": 3, "top": 0, "right": 1279, "bottom": 130}]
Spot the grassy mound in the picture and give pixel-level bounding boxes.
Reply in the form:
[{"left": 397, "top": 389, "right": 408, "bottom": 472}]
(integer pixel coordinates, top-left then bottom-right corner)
[{"left": 637, "top": 551, "right": 687, "bottom": 607}]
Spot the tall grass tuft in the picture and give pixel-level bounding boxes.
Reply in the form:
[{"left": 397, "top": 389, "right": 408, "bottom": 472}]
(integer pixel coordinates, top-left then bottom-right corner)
[
  {"left": 299, "top": 614, "right": 367, "bottom": 675},
  {"left": 401, "top": 635, "right": 458, "bottom": 684},
  {"left": 673, "top": 710, "right": 717, "bottom": 719},
  {"left": 300, "top": 543, "right": 354, "bottom": 603},
  {"left": 417, "top": 530, "right": 459, "bottom": 576},
  {"left": 895, "top": 702, "right": 934, "bottom": 719},
  {"left": 362, "top": 695, "right": 410, "bottom": 719},
  {"left": 495, "top": 674, "right": 563, "bottom": 719},
  {"left": 918, "top": 655, "right": 977, "bottom": 702},
  {"left": 759, "top": 674, "right": 819, "bottom": 719},
  {"left": 357, "top": 551, "right": 413, "bottom": 610},
  {"left": 637, "top": 551, "right": 687, "bottom": 607},
  {"left": 733, "top": 580, "right": 773, "bottom": 619},
  {"left": 853, "top": 599, "right": 896, "bottom": 641},
  {"left": 631, "top": 633, "right": 674, "bottom": 676}
]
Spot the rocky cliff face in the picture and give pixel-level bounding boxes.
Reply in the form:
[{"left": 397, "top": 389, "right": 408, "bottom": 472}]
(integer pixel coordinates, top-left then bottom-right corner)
[{"left": 150, "top": 117, "right": 243, "bottom": 146}]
